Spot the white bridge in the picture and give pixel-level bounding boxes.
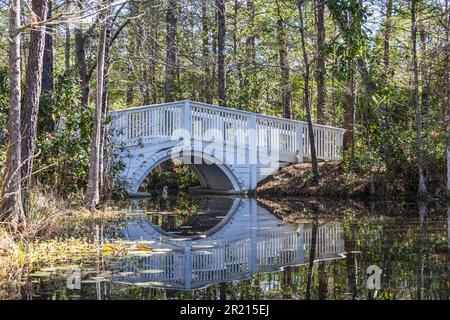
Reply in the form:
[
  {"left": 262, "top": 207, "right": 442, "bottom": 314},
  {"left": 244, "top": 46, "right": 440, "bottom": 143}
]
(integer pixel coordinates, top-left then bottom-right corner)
[
  {"left": 113, "top": 198, "right": 345, "bottom": 290},
  {"left": 111, "top": 101, "right": 345, "bottom": 194}
]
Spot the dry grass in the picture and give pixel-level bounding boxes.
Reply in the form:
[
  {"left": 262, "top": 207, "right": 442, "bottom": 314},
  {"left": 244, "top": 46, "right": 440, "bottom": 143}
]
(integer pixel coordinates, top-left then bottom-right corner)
[
  {"left": 0, "top": 188, "right": 125, "bottom": 296},
  {"left": 0, "top": 229, "right": 95, "bottom": 284}
]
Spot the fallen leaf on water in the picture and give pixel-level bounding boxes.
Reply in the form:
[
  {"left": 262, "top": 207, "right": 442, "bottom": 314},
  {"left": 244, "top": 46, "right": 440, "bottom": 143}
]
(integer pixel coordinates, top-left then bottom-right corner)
[
  {"left": 102, "top": 245, "right": 116, "bottom": 254},
  {"left": 137, "top": 244, "right": 153, "bottom": 251}
]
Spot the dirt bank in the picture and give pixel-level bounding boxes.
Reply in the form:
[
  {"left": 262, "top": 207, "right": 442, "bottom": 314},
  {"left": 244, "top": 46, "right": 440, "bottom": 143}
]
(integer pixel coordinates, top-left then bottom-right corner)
[{"left": 256, "top": 162, "right": 445, "bottom": 199}]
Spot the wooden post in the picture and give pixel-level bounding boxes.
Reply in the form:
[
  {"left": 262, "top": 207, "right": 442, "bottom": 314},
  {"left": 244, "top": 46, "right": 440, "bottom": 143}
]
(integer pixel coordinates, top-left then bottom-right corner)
[
  {"left": 249, "top": 114, "right": 257, "bottom": 189},
  {"left": 338, "top": 130, "right": 344, "bottom": 160},
  {"left": 183, "top": 100, "right": 192, "bottom": 136},
  {"left": 111, "top": 111, "right": 121, "bottom": 144},
  {"left": 296, "top": 122, "right": 304, "bottom": 162},
  {"left": 184, "top": 243, "right": 192, "bottom": 290},
  {"left": 249, "top": 199, "right": 257, "bottom": 273},
  {"left": 297, "top": 224, "right": 305, "bottom": 264}
]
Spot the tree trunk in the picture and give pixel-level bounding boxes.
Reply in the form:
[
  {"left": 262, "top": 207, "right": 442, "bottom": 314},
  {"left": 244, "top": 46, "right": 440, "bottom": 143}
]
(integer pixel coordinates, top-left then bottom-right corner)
[
  {"left": 380, "top": 0, "right": 392, "bottom": 158},
  {"left": 126, "top": 54, "right": 134, "bottom": 105},
  {"left": 164, "top": 0, "right": 178, "bottom": 102},
  {"left": 148, "top": 0, "right": 160, "bottom": 104},
  {"left": 420, "top": 29, "right": 430, "bottom": 133},
  {"left": 126, "top": 5, "right": 137, "bottom": 106},
  {"left": 42, "top": 0, "right": 54, "bottom": 132},
  {"left": 416, "top": 202, "right": 427, "bottom": 299},
  {"left": 344, "top": 59, "right": 355, "bottom": 154},
  {"left": 85, "top": 1, "right": 109, "bottom": 210},
  {"left": 246, "top": 0, "right": 256, "bottom": 65},
  {"left": 42, "top": 1, "right": 53, "bottom": 95},
  {"left": 132, "top": 0, "right": 143, "bottom": 105},
  {"left": 411, "top": 0, "right": 427, "bottom": 195},
  {"left": 297, "top": 0, "right": 319, "bottom": 184},
  {"left": 446, "top": 0, "right": 450, "bottom": 192},
  {"left": 99, "top": 11, "right": 113, "bottom": 196},
  {"left": 318, "top": 261, "right": 328, "bottom": 299},
  {"left": 21, "top": 0, "right": 49, "bottom": 214},
  {"left": 383, "top": 0, "right": 392, "bottom": 79},
  {"left": 217, "top": 0, "right": 226, "bottom": 105},
  {"left": 75, "top": 26, "right": 90, "bottom": 107},
  {"left": 277, "top": 16, "right": 292, "bottom": 119},
  {"left": 344, "top": 223, "right": 357, "bottom": 299},
  {"left": 281, "top": 267, "right": 293, "bottom": 299},
  {"left": 142, "top": 69, "right": 150, "bottom": 105},
  {"left": 306, "top": 211, "right": 318, "bottom": 300},
  {"left": 65, "top": 22, "right": 71, "bottom": 71},
  {"left": 243, "top": 0, "right": 256, "bottom": 110},
  {"left": 1, "top": 0, "right": 25, "bottom": 223},
  {"left": 316, "top": 0, "right": 326, "bottom": 124},
  {"left": 201, "top": 0, "right": 212, "bottom": 104}
]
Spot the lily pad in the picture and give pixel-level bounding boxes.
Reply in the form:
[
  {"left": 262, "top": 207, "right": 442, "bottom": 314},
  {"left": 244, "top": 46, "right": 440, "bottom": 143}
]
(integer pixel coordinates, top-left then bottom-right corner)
[{"left": 28, "top": 271, "right": 52, "bottom": 278}]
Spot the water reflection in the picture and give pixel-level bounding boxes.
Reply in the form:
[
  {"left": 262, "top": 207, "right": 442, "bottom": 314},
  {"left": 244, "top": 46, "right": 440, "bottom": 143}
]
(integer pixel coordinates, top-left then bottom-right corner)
[
  {"left": 114, "top": 198, "right": 344, "bottom": 290},
  {"left": 7, "top": 197, "right": 449, "bottom": 300}
]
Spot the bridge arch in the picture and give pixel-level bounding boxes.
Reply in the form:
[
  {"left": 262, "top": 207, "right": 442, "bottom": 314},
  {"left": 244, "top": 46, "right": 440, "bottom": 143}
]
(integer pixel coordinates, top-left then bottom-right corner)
[{"left": 126, "top": 147, "right": 243, "bottom": 194}]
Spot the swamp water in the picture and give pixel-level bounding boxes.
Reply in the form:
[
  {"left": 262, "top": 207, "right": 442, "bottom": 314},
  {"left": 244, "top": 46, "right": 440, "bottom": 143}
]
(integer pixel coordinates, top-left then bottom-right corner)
[{"left": 3, "top": 196, "right": 449, "bottom": 300}]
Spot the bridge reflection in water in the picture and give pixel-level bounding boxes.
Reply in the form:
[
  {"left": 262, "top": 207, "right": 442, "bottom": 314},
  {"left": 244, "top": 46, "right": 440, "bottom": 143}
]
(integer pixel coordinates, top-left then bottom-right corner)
[{"left": 113, "top": 198, "right": 345, "bottom": 290}]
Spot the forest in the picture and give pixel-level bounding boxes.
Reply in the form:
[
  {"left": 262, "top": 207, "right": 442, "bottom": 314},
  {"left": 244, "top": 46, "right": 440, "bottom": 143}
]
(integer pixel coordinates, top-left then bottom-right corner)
[
  {"left": 0, "top": 0, "right": 448, "bottom": 224},
  {"left": 0, "top": 0, "right": 449, "bottom": 301}
]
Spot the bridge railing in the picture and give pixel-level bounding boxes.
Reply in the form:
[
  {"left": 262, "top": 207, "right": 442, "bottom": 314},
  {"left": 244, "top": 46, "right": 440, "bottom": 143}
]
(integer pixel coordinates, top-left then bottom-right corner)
[
  {"left": 111, "top": 100, "right": 344, "bottom": 161},
  {"left": 111, "top": 101, "right": 185, "bottom": 145}
]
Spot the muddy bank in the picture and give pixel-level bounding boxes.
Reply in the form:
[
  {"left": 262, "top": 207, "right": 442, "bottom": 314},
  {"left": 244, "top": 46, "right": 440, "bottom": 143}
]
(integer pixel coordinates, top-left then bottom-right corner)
[{"left": 256, "top": 162, "right": 446, "bottom": 200}]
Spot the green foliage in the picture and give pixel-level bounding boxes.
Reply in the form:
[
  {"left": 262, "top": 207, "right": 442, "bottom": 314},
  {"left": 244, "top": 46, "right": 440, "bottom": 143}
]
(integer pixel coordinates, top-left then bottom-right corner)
[
  {"left": 34, "top": 72, "right": 92, "bottom": 193},
  {"left": 342, "top": 144, "right": 382, "bottom": 174},
  {"left": 140, "top": 161, "right": 200, "bottom": 194},
  {"left": 327, "top": 0, "right": 371, "bottom": 64}
]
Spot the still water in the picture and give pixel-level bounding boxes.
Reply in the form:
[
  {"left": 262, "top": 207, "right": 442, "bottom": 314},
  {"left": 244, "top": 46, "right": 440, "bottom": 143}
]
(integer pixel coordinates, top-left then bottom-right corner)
[{"left": 10, "top": 196, "right": 450, "bottom": 300}]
